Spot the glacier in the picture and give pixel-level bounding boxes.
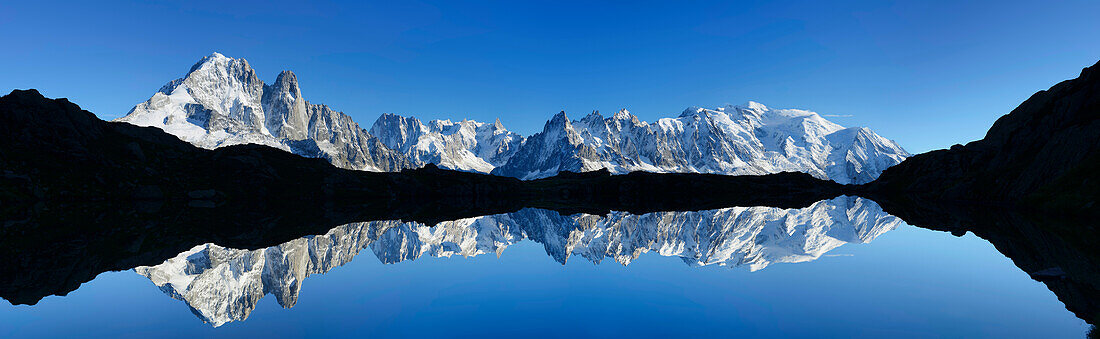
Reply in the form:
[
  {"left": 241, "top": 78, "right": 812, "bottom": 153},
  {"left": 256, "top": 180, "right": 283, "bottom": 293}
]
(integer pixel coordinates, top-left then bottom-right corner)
[
  {"left": 117, "top": 53, "right": 908, "bottom": 183},
  {"left": 369, "top": 114, "right": 524, "bottom": 173},
  {"left": 492, "top": 105, "right": 909, "bottom": 184},
  {"left": 116, "top": 53, "right": 408, "bottom": 171}
]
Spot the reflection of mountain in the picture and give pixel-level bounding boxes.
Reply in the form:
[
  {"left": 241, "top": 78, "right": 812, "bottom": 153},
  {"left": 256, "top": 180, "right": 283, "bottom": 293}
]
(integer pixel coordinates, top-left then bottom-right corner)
[
  {"left": 135, "top": 196, "right": 900, "bottom": 326},
  {"left": 875, "top": 198, "right": 1100, "bottom": 328}
]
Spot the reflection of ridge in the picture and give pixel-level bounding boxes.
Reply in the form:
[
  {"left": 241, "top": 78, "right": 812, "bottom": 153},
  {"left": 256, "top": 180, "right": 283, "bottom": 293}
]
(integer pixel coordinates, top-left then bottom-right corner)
[
  {"left": 135, "top": 196, "right": 901, "bottom": 327},
  {"left": 872, "top": 197, "right": 1100, "bottom": 327}
]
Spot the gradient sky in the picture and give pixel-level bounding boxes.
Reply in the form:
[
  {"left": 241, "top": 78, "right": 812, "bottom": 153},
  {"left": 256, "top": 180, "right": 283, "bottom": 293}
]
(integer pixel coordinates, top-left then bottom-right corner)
[{"left": 2, "top": 0, "right": 1099, "bottom": 153}]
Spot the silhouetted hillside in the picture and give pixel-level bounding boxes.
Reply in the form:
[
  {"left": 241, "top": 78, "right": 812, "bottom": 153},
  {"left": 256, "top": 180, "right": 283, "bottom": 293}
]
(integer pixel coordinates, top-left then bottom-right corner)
[{"left": 868, "top": 60, "right": 1100, "bottom": 212}]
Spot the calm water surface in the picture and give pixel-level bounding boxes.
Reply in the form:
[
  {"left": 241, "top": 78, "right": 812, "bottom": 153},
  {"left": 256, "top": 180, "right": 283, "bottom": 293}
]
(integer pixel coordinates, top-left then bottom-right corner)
[{"left": 0, "top": 197, "right": 1090, "bottom": 338}]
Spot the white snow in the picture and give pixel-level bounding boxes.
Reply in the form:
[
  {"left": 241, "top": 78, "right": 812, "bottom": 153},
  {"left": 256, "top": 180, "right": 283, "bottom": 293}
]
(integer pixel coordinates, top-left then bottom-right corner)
[
  {"left": 116, "top": 52, "right": 908, "bottom": 183},
  {"left": 497, "top": 102, "right": 909, "bottom": 184}
]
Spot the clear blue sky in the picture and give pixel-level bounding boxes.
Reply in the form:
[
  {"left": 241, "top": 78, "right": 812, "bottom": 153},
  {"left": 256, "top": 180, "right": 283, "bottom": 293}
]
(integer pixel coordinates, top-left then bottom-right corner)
[{"left": 2, "top": 0, "right": 1098, "bottom": 153}]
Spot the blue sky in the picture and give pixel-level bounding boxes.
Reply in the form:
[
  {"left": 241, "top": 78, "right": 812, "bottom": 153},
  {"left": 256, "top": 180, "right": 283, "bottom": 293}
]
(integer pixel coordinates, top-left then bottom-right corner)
[{"left": 2, "top": 0, "right": 1098, "bottom": 153}]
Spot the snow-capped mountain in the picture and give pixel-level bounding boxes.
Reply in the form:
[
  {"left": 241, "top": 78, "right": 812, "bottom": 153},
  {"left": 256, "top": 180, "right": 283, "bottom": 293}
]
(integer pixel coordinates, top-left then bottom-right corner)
[
  {"left": 492, "top": 104, "right": 909, "bottom": 184},
  {"left": 116, "top": 53, "right": 409, "bottom": 171},
  {"left": 369, "top": 114, "right": 524, "bottom": 172},
  {"left": 117, "top": 53, "right": 907, "bottom": 182},
  {"left": 135, "top": 196, "right": 902, "bottom": 326}
]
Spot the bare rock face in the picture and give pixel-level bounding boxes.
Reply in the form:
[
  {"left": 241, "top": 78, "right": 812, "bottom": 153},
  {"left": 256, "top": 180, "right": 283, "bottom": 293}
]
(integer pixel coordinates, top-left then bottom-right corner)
[
  {"left": 262, "top": 71, "right": 309, "bottom": 140},
  {"left": 369, "top": 114, "right": 524, "bottom": 173},
  {"left": 118, "top": 53, "right": 908, "bottom": 183},
  {"left": 493, "top": 105, "right": 909, "bottom": 184},
  {"left": 117, "top": 53, "right": 409, "bottom": 171}
]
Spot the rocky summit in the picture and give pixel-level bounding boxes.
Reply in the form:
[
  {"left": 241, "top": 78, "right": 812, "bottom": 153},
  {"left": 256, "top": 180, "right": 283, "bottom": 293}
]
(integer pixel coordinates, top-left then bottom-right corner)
[
  {"left": 117, "top": 53, "right": 409, "bottom": 171},
  {"left": 492, "top": 104, "right": 908, "bottom": 184},
  {"left": 869, "top": 59, "right": 1100, "bottom": 210},
  {"left": 117, "top": 53, "right": 908, "bottom": 183}
]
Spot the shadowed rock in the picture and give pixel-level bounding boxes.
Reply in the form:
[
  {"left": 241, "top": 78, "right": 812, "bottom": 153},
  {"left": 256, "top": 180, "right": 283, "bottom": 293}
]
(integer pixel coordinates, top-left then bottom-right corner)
[{"left": 867, "top": 59, "right": 1100, "bottom": 213}]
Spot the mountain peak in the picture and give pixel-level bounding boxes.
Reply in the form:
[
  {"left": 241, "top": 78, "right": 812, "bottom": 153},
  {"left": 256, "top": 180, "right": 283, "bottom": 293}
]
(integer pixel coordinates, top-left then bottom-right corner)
[
  {"left": 679, "top": 107, "right": 705, "bottom": 118},
  {"left": 612, "top": 108, "right": 633, "bottom": 120},
  {"left": 375, "top": 112, "right": 419, "bottom": 125},
  {"left": 370, "top": 113, "right": 425, "bottom": 152},
  {"left": 270, "top": 70, "right": 301, "bottom": 97},
  {"left": 187, "top": 52, "right": 243, "bottom": 75},
  {"left": 548, "top": 110, "right": 570, "bottom": 125},
  {"left": 195, "top": 52, "right": 229, "bottom": 66},
  {"left": 116, "top": 53, "right": 411, "bottom": 171},
  {"left": 742, "top": 101, "right": 768, "bottom": 111},
  {"left": 580, "top": 110, "right": 604, "bottom": 125},
  {"left": 539, "top": 110, "right": 574, "bottom": 135},
  {"left": 7, "top": 88, "right": 44, "bottom": 99},
  {"left": 275, "top": 70, "right": 297, "bottom": 82},
  {"left": 118, "top": 53, "right": 909, "bottom": 184}
]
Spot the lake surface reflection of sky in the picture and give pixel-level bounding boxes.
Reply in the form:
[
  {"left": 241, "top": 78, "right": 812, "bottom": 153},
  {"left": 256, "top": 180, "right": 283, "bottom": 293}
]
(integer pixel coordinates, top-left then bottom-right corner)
[{"left": 0, "top": 197, "right": 1089, "bottom": 338}]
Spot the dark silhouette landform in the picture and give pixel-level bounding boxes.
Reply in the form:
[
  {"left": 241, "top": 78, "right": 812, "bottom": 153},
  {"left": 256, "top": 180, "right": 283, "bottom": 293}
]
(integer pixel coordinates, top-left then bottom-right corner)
[{"left": 1, "top": 60, "right": 1098, "bottom": 325}]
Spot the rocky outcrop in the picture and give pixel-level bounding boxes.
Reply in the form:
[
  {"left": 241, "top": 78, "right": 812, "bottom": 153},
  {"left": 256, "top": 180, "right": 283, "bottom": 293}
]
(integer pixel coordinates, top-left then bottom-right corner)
[
  {"left": 369, "top": 114, "right": 524, "bottom": 172},
  {"left": 117, "top": 53, "right": 908, "bottom": 183},
  {"left": 117, "top": 53, "right": 409, "bottom": 171},
  {"left": 868, "top": 59, "right": 1100, "bottom": 210},
  {"left": 493, "top": 104, "right": 908, "bottom": 184}
]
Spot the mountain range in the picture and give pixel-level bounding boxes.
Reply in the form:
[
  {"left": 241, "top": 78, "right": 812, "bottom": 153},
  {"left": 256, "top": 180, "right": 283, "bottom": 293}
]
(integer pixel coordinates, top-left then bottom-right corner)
[
  {"left": 116, "top": 53, "right": 908, "bottom": 184},
  {"left": 4, "top": 53, "right": 1100, "bottom": 331},
  {"left": 134, "top": 196, "right": 901, "bottom": 327}
]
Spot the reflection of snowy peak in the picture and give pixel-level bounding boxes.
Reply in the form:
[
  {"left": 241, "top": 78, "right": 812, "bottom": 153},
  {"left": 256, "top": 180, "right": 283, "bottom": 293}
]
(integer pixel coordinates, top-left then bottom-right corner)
[
  {"left": 118, "top": 53, "right": 907, "bottom": 182},
  {"left": 134, "top": 222, "right": 396, "bottom": 327},
  {"left": 493, "top": 104, "right": 909, "bottom": 184},
  {"left": 499, "top": 195, "right": 901, "bottom": 270},
  {"left": 135, "top": 197, "right": 901, "bottom": 326}
]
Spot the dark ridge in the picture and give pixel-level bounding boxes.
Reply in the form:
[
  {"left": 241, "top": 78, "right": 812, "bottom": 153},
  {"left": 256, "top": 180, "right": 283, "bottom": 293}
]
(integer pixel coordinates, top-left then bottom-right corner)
[
  {"left": 865, "top": 59, "right": 1100, "bottom": 213},
  {"left": 872, "top": 196, "right": 1100, "bottom": 326},
  {"left": 4, "top": 53, "right": 1099, "bottom": 316},
  {"left": 0, "top": 88, "right": 843, "bottom": 209},
  {"left": 0, "top": 184, "right": 841, "bottom": 306},
  {"left": 0, "top": 89, "right": 846, "bottom": 304}
]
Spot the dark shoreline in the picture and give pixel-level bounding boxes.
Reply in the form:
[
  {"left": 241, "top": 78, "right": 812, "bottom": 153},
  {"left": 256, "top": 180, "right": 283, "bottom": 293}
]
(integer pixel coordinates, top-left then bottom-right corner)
[{"left": 3, "top": 57, "right": 1100, "bottom": 326}]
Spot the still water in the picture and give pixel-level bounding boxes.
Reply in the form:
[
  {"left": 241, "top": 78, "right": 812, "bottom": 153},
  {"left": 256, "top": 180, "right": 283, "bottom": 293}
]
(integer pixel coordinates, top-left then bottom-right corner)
[{"left": 0, "top": 197, "right": 1091, "bottom": 337}]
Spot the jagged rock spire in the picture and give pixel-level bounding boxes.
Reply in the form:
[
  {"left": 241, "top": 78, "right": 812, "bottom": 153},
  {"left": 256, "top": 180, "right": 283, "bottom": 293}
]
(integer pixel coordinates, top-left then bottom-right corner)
[
  {"left": 117, "top": 53, "right": 908, "bottom": 184},
  {"left": 117, "top": 52, "right": 410, "bottom": 171}
]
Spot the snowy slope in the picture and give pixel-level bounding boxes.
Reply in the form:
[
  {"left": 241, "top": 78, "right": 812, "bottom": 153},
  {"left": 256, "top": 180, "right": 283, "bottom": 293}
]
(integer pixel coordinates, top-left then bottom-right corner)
[
  {"left": 369, "top": 114, "right": 524, "bottom": 172},
  {"left": 116, "top": 53, "right": 408, "bottom": 171},
  {"left": 493, "top": 104, "right": 909, "bottom": 184},
  {"left": 118, "top": 53, "right": 906, "bottom": 182}
]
